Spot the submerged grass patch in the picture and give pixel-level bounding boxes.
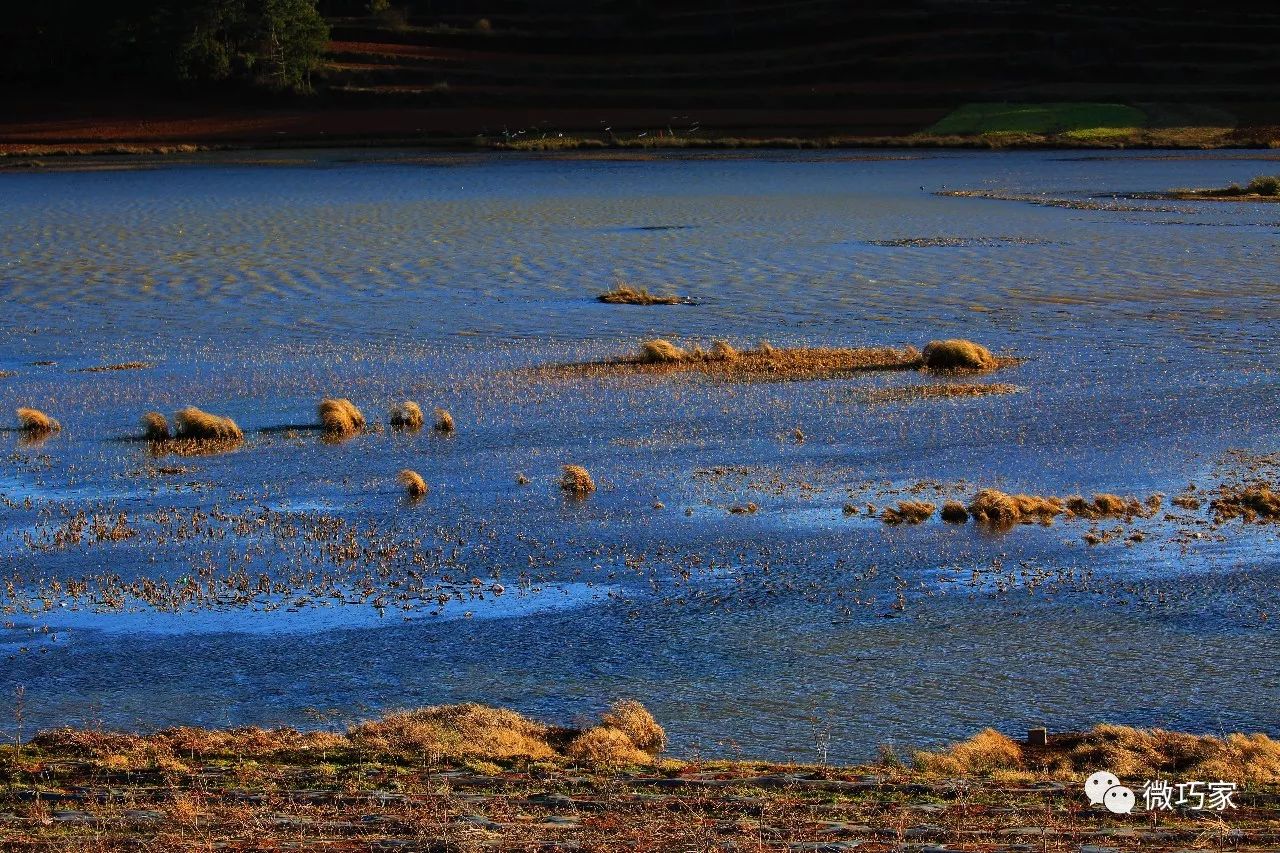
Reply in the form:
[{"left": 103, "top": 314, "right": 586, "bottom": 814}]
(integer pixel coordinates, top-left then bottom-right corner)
[
  {"left": 598, "top": 283, "right": 688, "bottom": 305},
  {"left": 544, "top": 337, "right": 1018, "bottom": 382}
]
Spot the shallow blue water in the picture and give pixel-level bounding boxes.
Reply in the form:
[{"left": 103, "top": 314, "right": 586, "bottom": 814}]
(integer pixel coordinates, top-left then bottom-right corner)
[{"left": 0, "top": 148, "right": 1277, "bottom": 760}]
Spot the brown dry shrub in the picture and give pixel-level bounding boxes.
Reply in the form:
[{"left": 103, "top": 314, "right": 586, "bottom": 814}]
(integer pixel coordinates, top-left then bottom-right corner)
[
  {"left": 601, "top": 700, "right": 666, "bottom": 754},
  {"left": 174, "top": 406, "right": 243, "bottom": 440},
  {"left": 882, "top": 500, "right": 936, "bottom": 524},
  {"left": 348, "top": 703, "right": 557, "bottom": 762},
  {"left": 968, "top": 488, "right": 1063, "bottom": 527},
  {"left": 922, "top": 339, "right": 997, "bottom": 371},
  {"left": 390, "top": 401, "right": 424, "bottom": 430},
  {"left": 433, "top": 407, "right": 456, "bottom": 433},
  {"left": 1065, "top": 493, "right": 1146, "bottom": 519},
  {"left": 398, "top": 469, "right": 428, "bottom": 499},
  {"left": 637, "top": 339, "right": 687, "bottom": 363},
  {"left": 914, "top": 728, "right": 1023, "bottom": 775},
  {"left": 566, "top": 726, "right": 653, "bottom": 769},
  {"left": 318, "top": 398, "right": 365, "bottom": 435},
  {"left": 140, "top": 411, "right": 171, "bottom": 440},
  {"left": 16, "top": 407, "right": 60, "bottom": 433},
  {"left": 940, "top": 500, "right": 969, "bottom": 523},
  {"left": 561, "top": 464, "right": 596, "bottom": 496},
  {"left": 1212, "top": 484, "right": 1280, "bottom": 523}
]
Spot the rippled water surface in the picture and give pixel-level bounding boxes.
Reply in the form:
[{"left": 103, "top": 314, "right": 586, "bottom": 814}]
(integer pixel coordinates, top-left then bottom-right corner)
[{"left": 1, "top": 149, "right": 1277, "bottom": 760}]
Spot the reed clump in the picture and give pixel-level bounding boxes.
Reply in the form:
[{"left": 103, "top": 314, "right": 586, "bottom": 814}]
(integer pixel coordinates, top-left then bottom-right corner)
[
  {"left": 915, "top": 724, "right": 1280, "bottom": 783},
  {"left": 16, "top": 407, "right": 61, "bottom": 433},
  {"left": 561, "top": 464, "right": 596, "bottom": 497},
  {"left": 940, "top": 500, "right": 969, "bottom": 523},
  {"left": 398, "top": 469, "right": 428, "bottom": 499},
  {"left": 882, "top": 500, "right": 936, "bottom": 524},
  {"left": 140, "top": 411, "right": 171, "bottom": 441},
  {"left": 390, "top": 401, "right": 424, "bottom": 430},
  {"left": 173, "top": 407, "right": 242, "bottom": 441},
  {"left": 968, "top": 488, "right": 1064, "bottom": 527},
  {"left": 566, "top": 726, "right": 654, "bottom": 769},
  {"left": 318, "top": 398, "right": 365, "bottom": 435},
  {"left": 600, "top": 699, "right": 667, "bottom": 755},
  {"left": 1064, "top": 493, "right": 1151, "bottom": 520},
  {"left": 433, "top": 407, "right": 456, "bottom": 433},
  {"left": 921, "top": 339, "right": 998, "bottom": 371},
  {"left": 598, "top": 283, "right": 685, "bottom": 305},
  {"left": 348, "top": 703, "right": 560, "bottom": 763},
  {"left": 1212, "top": 483, "right": 1280, "bottom": 523}
]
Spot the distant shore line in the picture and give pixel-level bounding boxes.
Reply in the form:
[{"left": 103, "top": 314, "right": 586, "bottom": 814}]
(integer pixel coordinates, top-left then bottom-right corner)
[{"left": 2, "top": 126, "right": 1279, "bottom": 164}]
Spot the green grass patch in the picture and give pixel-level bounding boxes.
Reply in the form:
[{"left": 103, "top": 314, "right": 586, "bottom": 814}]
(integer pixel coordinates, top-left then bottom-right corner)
[{"left": 927, "top": 102, "right": 1148, "bottom": 135}]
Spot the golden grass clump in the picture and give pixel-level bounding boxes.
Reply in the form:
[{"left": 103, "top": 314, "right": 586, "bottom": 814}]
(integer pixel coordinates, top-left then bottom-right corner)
[
  {"left": 637, "top": 338, "right": 688, "bottom": 363},
  {"left": 1065, "top": 493, "right": 1147, "bottom": 520},
  {"left": 940, "top": 500, "right": 969, "bottom": 523},
  {"left": 922, "top": 339, "right": 998, "bottom": 371},
  {"left": 914, "top": 728, "right": 1023, "bottom": 776},
  {"left": 600, "top": 699, "right": 667, "bottom": 755},
  {"left": 433, "top": 407, "right": 456, "bottom": 433},
  {"left": 398, "top": 469, "right": 428, "bottom": 499},
  {"left": 566, "top": 725, "right": 654, "bottom": 769},
  {"left": 348, "top": 703, "right": 558, "bottom": 762},
  {"left": 390, "top": 401, "right": 424, "bottom": 430},
  {"left": 915, "top": 724, "right": 1280, "bottom": 784},
  {"left": 711, "top": 339, "right": 739, "bottom": 360},
  {"left": 174, "top": 407, "right": 243, "bottom": 441},
  {"left": 318, "top": 398, "right": 365, "bottom": 435},
  {"left": 968, "top": 488, "right": 1064, "bottom": 527},
  {"left": 140, "top": 411, "right": 170, "bottom": 440},
  {"left": 561, "top": 464, "right": 596, "bottom": 496},
  {"left": 16, "top": 407, "right": 61, "bottom": 433},
  {"left": 882, "top": 500, "right": 936, "bottom": 524},
  {"left": 598, "top": 283, "right": 684, "bottom": 305},
  {"left": 1212, "top": 484, "right": 1280, "bottom": 523}
]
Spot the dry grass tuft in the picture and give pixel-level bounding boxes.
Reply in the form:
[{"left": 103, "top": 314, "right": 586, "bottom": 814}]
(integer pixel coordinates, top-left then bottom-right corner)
[
  {"left": 601, "top": 700, "right": 666, "bottom": 755},
  {"left": 922, "top": 339, "right": 998, "bottom": 371},
  {"left": 398, "top": 469, "right": 428, "bottom": 499},
  {"left": 637, "top": 338, "right": 689, "bottom": 363},
  {"left": 433, "top": 407, "right": 456, "bottom": 433},
  {"left": 968, "top": 488, "right": 1064, "bottom": 527},
  {"left": 390, "top": 401, "right": 424, "bottom": 430},
  {"left": 940, "top": 500, "right": 969, "bottom": 523},
  {"left": 140, "top": 411, "right": 171, "bottom": 441},
  {"left": 1065, "top": 493, "right": 1148, "bottom": 519},
  {"left": 598, "top": 283, "right": 685, "bottom": 305},
  {"left": 882, "top": 500, "right": 936, "bottom": 524},
  {"left": 318, "top": 398, "right": 366, "bottom": 435},
  {"left": 173, "top": 407, "right": 243, "bottom": 441},
  {"left": 560, "top": 464, "right": 596, "bottom": 497},
  {"left": 915, "top": 728, "right": 1024, "bottom": 776},
  {"left": 566, "top": 726, "right": 654, "bottom": 769},
  {"left": 16, "top": 407, "right": 61, "bottom": 433},
  {"left": 915, "top": 724, "right": 1280, "bottom": 783},
  {"left": 711, "top": 339, "right": 739, "bottom": 360},
  {"left": 348, "top": 703, "right": 559, "bottom": 762},
  {"left": 1212, "top": 484, "right": 1280, "bottom": 523}
]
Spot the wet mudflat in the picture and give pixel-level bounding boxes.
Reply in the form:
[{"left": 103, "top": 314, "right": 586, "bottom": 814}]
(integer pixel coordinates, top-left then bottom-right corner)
[{"left": 0, "top": 148, "right": 1277, "bottom": 761}]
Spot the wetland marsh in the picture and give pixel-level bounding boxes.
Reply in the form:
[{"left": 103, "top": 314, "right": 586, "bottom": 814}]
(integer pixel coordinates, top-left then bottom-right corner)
[{"left": 1, "top": 149, "right": 1277, "bottom": 762}]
